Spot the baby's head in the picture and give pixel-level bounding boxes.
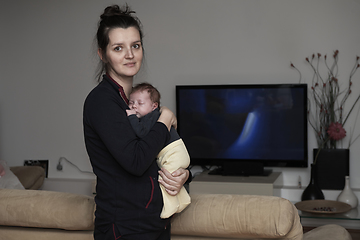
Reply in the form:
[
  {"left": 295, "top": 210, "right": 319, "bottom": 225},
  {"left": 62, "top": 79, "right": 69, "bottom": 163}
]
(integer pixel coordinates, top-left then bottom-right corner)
[{"left": 129, "top": 83, "right": 160, "bottom": 118}]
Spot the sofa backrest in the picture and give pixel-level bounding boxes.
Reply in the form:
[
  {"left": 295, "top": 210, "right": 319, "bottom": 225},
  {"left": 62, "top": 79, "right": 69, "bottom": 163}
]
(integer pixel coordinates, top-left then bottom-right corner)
[{"left": 171, "top": 194, "right": 303, "bottom": 240}]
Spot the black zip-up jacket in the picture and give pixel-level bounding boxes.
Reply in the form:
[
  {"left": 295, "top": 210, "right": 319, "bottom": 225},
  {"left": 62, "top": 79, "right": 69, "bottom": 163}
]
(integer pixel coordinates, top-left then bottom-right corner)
[{"left": 83, "top": 75, "right": 171, "bottom": 238}]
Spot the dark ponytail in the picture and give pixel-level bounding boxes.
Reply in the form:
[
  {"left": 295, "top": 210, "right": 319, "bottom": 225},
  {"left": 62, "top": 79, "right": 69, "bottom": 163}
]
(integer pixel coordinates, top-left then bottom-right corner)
[{"left": 95, "top": 4, "right": 144, "bottom": 82}]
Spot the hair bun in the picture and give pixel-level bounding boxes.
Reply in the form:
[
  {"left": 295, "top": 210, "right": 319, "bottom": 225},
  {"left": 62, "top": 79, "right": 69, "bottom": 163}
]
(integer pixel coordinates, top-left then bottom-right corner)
[{"left": 101, "top": 4, "right": 135, "bottom": 20}]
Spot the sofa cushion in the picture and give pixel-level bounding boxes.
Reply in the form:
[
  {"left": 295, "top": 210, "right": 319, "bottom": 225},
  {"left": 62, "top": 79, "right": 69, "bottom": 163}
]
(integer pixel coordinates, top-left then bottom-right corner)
[
  {"left": 303, "top": 224, "right": 352, "bottom": 240},
  {"left": 10, "top": 166, "right": 45, "bottom": 190},
  {"left": 171, "top": 194, "right": 303, "bottom": 239},
  {"left": 0, "top": 226, "right": 93, "bottom": 240},
  {"left": 0, "top": 188, "right": 95, "bottom": 230}
]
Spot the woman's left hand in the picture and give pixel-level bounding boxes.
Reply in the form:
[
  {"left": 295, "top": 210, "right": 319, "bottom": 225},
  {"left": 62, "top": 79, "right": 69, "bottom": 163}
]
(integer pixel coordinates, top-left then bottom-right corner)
[{"left": 158, "top": 168, "right": 189, "bottom": 196}]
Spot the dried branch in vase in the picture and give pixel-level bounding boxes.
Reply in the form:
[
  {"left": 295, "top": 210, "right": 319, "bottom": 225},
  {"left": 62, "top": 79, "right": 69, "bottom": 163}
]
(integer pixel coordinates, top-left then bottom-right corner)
[{"left": 291, "top": 50, "right": 360, "bottom": 157}]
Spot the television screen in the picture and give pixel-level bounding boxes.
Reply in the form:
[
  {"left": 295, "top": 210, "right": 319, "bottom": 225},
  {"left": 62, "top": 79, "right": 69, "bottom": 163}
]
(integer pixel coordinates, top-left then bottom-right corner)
[{"left": 176, "top": 84, "right": 308, "bottom": 175}]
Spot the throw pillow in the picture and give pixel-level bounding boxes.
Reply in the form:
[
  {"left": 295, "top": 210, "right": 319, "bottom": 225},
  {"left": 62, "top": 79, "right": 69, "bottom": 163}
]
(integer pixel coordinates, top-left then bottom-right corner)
[{"left": 0, "top": 160, "right": 25, "bottom": 189}]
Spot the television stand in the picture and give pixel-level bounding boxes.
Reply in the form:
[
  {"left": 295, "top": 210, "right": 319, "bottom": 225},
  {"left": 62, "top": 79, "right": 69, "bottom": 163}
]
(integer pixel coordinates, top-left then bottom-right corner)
[
  {"left": 208, "top": 166, "right": 273, "bottom": 177},
  {"left": 190, "top": 170, "right": 281, "bottom": 196}
]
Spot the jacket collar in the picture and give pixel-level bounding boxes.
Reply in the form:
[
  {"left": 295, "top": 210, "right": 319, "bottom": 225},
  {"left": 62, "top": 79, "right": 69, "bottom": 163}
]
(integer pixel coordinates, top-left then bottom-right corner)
[{"left": 103, "top": 74, "right": 129, "bottom": 105}]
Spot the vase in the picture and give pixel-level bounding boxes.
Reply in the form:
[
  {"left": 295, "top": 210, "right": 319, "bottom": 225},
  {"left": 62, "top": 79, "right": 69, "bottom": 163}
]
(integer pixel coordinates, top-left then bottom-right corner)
[
  {"left": 313, "top": 148, "right": 349, "bottom": 190},
  {"left": 337, "top": 176, "right": 358, "bottom": 208},
  {"left": 301, "top": 164, "right": 325, "bottom": 201}
]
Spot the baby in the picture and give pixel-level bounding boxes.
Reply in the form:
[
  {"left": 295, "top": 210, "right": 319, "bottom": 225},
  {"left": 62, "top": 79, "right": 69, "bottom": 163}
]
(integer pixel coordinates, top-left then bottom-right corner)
[{"left": 126, "top": 83, "right": 191, "bottom": 219}]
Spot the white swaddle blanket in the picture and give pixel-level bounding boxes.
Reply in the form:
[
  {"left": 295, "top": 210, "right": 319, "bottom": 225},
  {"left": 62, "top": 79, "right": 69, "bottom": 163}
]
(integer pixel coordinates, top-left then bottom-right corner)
[{"left": 157, "top": 139, "right": 191, "bottom": 219}]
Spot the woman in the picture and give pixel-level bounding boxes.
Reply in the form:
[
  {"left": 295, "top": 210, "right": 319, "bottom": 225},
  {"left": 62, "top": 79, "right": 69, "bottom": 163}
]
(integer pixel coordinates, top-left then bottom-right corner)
[{"left": 83, "top": 4, "right": 190, "bottom": 240}]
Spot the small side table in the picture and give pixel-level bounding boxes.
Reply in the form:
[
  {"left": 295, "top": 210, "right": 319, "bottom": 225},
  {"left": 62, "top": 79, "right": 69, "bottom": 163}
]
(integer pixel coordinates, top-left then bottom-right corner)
[{"left": 297, "top": 205, "right": 360, "bottom": 230}]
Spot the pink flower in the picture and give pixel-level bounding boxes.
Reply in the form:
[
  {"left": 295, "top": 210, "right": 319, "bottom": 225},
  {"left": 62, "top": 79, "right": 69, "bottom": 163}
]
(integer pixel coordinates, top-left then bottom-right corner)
[
  {"left": 327, "top": 122, "right": 346, "bottom": 141},
  {"left": 0, "top": 163, "right": 5, "bottom": 177}
]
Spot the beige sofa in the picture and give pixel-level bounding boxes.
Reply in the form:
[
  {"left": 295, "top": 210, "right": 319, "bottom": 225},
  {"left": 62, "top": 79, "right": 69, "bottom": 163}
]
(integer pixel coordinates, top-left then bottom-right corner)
[{"left": 0, "top": 167, "right": 352, "bottom": 240}]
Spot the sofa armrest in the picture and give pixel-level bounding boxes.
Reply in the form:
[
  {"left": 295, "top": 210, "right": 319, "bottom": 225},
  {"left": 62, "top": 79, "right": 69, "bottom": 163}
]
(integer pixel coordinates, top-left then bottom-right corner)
[
  {"left": 0, "top": 188, "right": 95, "bottom": 231},
  {"left": 171, "top": 194, "right": 303, "bottom": 240}
]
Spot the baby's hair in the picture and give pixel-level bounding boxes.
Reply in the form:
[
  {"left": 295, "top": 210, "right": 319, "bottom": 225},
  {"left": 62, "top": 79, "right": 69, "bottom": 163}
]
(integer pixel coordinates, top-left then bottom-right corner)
[
  {"left": 132, "top": 83, "right": 161, "bottom": 107},
  {"left": 95, "top": 4, "right": 144, "bottom": 82}
]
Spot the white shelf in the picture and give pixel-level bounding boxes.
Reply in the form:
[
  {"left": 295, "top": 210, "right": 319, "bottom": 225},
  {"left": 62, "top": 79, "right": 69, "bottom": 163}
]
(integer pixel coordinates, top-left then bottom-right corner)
[
  {"left": 190, "top": 171, "right": 281, "bottom": 196},
  {"left": 41, "top": 178, "right": 95, "bottom": 197}
]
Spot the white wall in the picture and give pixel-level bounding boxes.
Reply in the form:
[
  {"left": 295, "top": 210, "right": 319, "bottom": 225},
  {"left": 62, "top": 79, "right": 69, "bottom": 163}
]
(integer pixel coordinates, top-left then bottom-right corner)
[{"left": 1, "top": 0, "right": 360, "bottom": 198}]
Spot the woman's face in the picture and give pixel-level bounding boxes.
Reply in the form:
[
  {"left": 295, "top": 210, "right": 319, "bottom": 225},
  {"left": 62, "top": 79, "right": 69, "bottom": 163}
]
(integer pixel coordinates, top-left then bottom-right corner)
[{"left": 100, "top": 27, "right": 143, "bottom": 82}]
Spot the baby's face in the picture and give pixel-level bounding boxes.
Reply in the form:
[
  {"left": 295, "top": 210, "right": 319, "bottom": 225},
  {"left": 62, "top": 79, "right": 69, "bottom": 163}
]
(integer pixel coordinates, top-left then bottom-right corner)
[{"left": 128, "top": 90, "right": 158, "bottom": 118}]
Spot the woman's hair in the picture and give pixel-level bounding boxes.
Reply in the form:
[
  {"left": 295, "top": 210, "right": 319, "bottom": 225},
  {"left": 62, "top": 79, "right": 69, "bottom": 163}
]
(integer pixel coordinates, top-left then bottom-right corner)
[
  {"left": 95, "top": 4, "right": 144, "bottom": 82},
  {"left": 132, "top": 82, "right": 161, "bottom": 107}
]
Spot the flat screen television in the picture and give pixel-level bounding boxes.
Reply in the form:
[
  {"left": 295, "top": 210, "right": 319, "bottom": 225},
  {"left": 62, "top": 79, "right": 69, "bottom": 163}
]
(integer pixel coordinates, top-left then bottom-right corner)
[{"left": 176, "top": 84, "right": 308, "bottom": 176}]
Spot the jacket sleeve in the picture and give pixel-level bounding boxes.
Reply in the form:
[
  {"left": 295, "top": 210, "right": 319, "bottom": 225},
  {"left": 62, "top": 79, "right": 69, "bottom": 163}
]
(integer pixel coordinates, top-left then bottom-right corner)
[{"left": 84, "top": 88, "right": 170, "bottom": 176}]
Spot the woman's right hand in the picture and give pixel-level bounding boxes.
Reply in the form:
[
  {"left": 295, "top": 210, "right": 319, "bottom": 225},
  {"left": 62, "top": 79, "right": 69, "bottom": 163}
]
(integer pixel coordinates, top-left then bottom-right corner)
[{"left": 158, "top": 106, "right": 177, "bottom": 131}]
